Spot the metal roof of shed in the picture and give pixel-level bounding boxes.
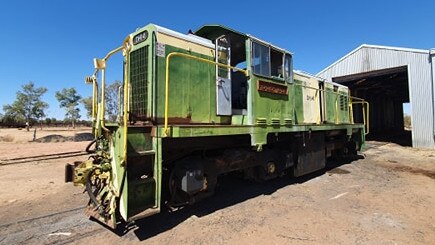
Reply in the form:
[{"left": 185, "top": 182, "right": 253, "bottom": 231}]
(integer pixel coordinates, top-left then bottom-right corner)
[{"left": 318, "top": 44, "right": 430, "bottom": 76}]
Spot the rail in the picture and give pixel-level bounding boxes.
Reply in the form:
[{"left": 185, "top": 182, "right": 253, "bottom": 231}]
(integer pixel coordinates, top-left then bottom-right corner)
[
  {"left": 95, "top": 45, "right": 124, "bottom": 132},
  {"left": 164, "top": 52, "right": 249, "bottom": 136},
  {"left": 84, "top": 73, "right": 98, "bottom": 135},
  {"left": 0, "top": 151, "right": 88, "bottom": 166},
  {"left": 122, "top": 40, "right": 131, "bottom": 165},
  {"left": 293, "top": 83, "right": 348, "bottom": 124},
  {"left": 87, "top": 37, "right": 131, "bottom": 165},
  {"left": 349, "top": 98, "right": 370, "bottom": 135},
  {"left": 91, "top": 45, "right": 368, "bottom": 147},
  {"left": 292, "top": 82, "right": 369, "bottom": 134},
  {"left": 0, "top": 205, "right": 105, "bottom": 244}
]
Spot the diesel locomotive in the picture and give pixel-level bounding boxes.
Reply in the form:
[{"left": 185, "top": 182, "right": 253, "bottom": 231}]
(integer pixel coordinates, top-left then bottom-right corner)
[{"left": 65, "top": 24, "right": 368, "bottom": 229}]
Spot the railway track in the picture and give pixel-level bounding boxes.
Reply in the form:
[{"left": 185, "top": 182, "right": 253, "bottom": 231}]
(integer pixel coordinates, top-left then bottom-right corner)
[
  {"left": 0, "top": 206, "right": 106, "bottom": 245},
  {"left": 0, "top": 207, "right": 85, "bottom": 229},
  {"left": 0, "top": 151, "right": 89, "bottom": 166}
]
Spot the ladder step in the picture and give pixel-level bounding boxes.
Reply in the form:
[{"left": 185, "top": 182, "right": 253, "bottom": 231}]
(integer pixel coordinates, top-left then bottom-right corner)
[
  {"left": 129, "top": 150, "right": 155, "bottom": 157},
  {"left": 130, "top": 177, "right": 155, "bottom": 185}
]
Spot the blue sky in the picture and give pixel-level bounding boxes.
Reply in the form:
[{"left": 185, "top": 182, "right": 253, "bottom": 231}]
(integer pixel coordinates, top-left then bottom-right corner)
[{"left": 1, "top": 0, "right": 433, "bottom": 119}]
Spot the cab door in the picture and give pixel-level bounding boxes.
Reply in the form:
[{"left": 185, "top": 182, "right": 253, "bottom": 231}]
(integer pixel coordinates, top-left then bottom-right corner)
[{"left": 216, "top": 35, "right": 232, "bottom": 116}]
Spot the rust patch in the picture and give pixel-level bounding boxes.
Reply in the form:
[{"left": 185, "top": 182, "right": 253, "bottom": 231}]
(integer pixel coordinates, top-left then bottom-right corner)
[
  {"left": 155, "top": 117, "right": 192, "bottom": 124},
  {"left": 154, "top": 117, "right": 226, "bottom": 125}
]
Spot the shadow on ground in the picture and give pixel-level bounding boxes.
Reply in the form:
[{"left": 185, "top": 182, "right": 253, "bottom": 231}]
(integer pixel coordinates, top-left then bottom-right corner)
[
  {"left": 366, "top": 130, "right": 412, "bottom": 147},
  {"left": 111, "top": 155, "right": 363, "bottom": 241}
]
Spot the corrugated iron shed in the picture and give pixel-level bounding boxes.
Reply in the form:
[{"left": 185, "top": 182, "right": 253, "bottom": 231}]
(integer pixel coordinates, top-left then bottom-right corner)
[{"left": 317, "top": 44, "right": 435, "bottom": 149}]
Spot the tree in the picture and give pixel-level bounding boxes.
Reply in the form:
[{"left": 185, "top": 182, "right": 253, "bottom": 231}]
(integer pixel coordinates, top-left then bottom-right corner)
[
  {"left": 55, "top": 88, "right": 82, "bottom": 128},
  {"left": 106, "top": 80, "right": 122, "bottom": 122},
  {"left": 81, "top": 96, "right": 93, "bottom": 119},
  {"left": 3, "top": 82, "right": 48, "bottom": 130},
  {"left": 44, "top": 117, "right": 52, "bottom": 126},
  {"left": 80, "top": 80, "right": 121, "bottom": 122},
  {"left": 404, "top": 114, "right": 412, "bottom": 129}
]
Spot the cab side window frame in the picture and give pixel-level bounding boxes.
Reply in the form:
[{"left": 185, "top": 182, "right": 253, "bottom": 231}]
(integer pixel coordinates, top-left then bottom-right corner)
[{"left": 251, "top": 41, "right": 293, "bottom": 83}]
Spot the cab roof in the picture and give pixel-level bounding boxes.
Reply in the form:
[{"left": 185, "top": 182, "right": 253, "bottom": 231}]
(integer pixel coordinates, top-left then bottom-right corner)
[
  {"left": 194, "top": 24, "right": 246, "bottom": 40},
  {"left": 195, "top": 24, "right": 291, "bottom": 54}
]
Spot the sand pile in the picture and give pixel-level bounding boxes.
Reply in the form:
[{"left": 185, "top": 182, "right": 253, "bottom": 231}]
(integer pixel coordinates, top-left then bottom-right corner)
[{"left": 34, "top": 133, "right": 93, "bottom": 143}]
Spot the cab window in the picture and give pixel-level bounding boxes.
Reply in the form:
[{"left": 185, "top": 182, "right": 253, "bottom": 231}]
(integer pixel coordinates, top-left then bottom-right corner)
[
  {"left": 284, "top": 54, "right": 293, "bottom": 83},
  {"left": 251, "top": 41, "right": 293, "bottom": 83},
  {"left": 252, "top": 42, "right": 270, "bottom": 76},
  {"left": 270, "top": 49, "right": 283, "bottom": 78}
]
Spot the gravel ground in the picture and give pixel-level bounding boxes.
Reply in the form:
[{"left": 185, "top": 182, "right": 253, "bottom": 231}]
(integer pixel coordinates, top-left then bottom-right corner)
[{"left": 0, "top": 129, "right": 434, "bottom": 244}]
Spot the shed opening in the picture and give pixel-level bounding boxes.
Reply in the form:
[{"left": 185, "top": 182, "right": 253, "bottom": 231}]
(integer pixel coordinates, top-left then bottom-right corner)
[{"left": 333, "top": 66, "right": 411, "bottom": 146}]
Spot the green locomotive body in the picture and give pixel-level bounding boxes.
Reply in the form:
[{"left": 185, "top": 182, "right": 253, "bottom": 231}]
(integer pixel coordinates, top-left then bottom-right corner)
[{"left": 65, "top": 24, "right": 368, "bottom": 228}]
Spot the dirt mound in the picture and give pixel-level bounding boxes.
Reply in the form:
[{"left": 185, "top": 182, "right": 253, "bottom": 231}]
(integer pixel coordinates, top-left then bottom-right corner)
[
  {"left": 384, "top": 164, "right": 435, "bottom": 179},
  {"left": 34, "top": 134, "right": 67, "bottom": 143},
  {"left": 0, "top": 135, "right": 14, "bottom": 142},
  {"left": 73, "top": 133, "right": 94, "bottom": 141},
  {"left": 34, "top": 133, "right": 93, "bottom": 143}
]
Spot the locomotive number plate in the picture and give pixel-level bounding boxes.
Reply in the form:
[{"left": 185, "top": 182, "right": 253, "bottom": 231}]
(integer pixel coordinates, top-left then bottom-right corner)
[
  {"left": 133, "top": 31, "right": 148, "bottom": 45},
  {"left": 257, "top": 80, "right": 288, "bottom": 95}
]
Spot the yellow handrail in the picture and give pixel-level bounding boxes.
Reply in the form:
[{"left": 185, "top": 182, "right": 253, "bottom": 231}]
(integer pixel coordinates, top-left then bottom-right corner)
[
  {"left": 350, "top": 101, "right": 370, "bottom": 135},
  {"left": 92, "top": 79, "right": 97, "bottom": 123},
  {"left": 293, "top": 82, "right": 346, "bottom": 124},
  {"left": 118, "top": 85, "right": 122, "bottom": 121},
  {"left": 335, "top": 93, "right": 339, "bottom": 124},
  {"left": 96, "top": 46, "right": 124, "bottom": 132},
  {"left": 100, "top": 68, "right": 109, "bottom": 132},
  {"left": 365, "top": 101, "right": 370, "bottom": 135},
  {"left": 85, "top": 36, "right": 131, "bottom": 169},
  {"left": 292, "top": 82, "right": 369, "bottom": 133},
  {"left": 122, "top": 43, "right": 130, "bottom": 166},
  {"left": 92, "top": 80, "right": 98, "bottom": 136},
  {"left": 85, "top": 73, "right": 99, "bottom": 136},
  {"left": 315, "top": 89, "right": 320, "bottom": 124},
  {"left": 349, "top": 98, "right": 354, "bottom": 124},
  {"left": 164, "top": 52, "right": 249, "bottom": 136},
  {"left": 162, "top": 52, "right": 368, "bottom": 137}
]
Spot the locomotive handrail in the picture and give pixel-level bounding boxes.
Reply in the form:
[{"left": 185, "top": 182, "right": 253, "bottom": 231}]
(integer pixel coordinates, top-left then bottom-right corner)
[
  {"left": 118, "top": 85, "right": 122, "bottom": 121},
  {"left": 163, "top": 52, "right": 367, "bottom": 136},
  {"left": 293, "top": 82, "right": 346, "bottom": 124},
  {"left": 164, "top": 52, "right": 249, "bottom": 136},
  {"left": 88, "top": 39, "right": 131, "bottom": 165},
  {"left": 292, "top": 82, "right": 369, "bottom": 133},
  {"left": 92, "top": 45, "right": 124, "bottom": 133},
  {"left": 84, "top": 74, "right": 98, "bottom": 135},
  {"left": 122, "top": 41, "right": 131, "bottom": 165},
  {"left": 92, "top": 78, "right": 98, "bottom": 126},
  {"left": 349, "top": 100, "right": 370, "bottom": 135}
]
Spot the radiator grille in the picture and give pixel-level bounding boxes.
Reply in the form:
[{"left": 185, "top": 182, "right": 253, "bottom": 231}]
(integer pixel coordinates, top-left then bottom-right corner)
[
  {"left": 339, "top": 95, "right": 348, "bottom": 111},
  {"left": 130, "top": 46, "right": 149, "bottom": 120}
]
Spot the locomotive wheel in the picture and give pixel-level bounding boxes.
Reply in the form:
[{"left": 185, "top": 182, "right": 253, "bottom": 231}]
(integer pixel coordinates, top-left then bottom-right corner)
[
  {"left": 167, "top": 165, "right": 190, "bottom": 207},
  {"left": 166, "top": 159, "right": 217, "bottom": 208}
]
